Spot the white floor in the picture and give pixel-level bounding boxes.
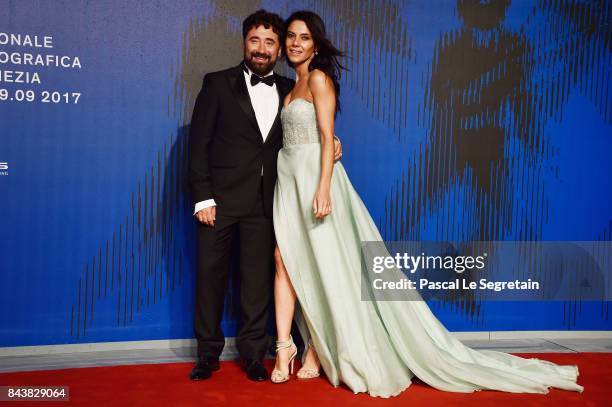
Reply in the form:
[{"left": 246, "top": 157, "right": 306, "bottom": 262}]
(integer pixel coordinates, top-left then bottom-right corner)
[{"left": 0, "top": 337, "right": 610, "bottom": 373}]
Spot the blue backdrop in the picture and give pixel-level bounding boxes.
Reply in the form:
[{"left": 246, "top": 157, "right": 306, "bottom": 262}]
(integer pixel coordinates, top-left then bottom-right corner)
[{"left": 1, "top": 0, "right": 611, "bottom": 347}]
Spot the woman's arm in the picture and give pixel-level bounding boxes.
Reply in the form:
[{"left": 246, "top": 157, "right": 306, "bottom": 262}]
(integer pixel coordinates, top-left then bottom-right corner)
[{"left": 308, "top": 69, "right": 336, "bottom": 219}]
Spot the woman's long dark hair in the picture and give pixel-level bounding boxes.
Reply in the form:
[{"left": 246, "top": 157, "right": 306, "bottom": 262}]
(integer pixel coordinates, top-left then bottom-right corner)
[{"left": 284, "top": 11, "right": 347, "bottom": 113}]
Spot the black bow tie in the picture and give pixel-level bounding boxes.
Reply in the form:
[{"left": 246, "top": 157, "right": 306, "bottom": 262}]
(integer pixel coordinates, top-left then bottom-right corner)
[{"left": 250, "top": 74, "right": 275, "bottom": 87}]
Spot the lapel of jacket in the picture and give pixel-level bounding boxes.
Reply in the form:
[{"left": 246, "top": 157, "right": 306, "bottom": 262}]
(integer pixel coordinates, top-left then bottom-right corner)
[
  {"left": 228, "top": 63, "right": 263, "bottom": 143},
  {"left": 265, "top": 73, "right": 292, "bottom": 144}
]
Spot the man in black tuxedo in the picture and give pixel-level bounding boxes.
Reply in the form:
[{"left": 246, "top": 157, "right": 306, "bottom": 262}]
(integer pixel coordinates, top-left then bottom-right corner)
[{"left": 188, "top": 10, "right": 340, "bottom": 382}]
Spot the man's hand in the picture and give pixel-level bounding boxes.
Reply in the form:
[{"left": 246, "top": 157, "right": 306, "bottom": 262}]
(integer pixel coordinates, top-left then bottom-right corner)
[
  {"left": 333, "top": 135, "right": 343, "bottom": 161},
  {"left": 196, "top": 206, "right": 216, "bottom": 226}
]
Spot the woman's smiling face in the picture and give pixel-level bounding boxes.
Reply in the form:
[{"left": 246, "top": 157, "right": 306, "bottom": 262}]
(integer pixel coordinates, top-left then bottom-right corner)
[{"left": 285, "top": 20, "right": 316, "bottom": 65}]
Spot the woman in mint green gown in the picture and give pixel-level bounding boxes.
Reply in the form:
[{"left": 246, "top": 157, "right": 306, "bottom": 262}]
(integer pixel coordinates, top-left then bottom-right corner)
[{"left": 270, "top": 11, "right": 583, "bottom": 397}]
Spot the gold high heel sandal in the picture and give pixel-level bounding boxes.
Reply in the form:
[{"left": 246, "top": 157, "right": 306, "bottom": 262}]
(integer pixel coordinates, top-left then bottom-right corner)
[
  {"left": 297, "top": 340, "right": 321, "bottom": 379},
  {"left": 271, "top": 335, "right": 297, "bottom": 384}
]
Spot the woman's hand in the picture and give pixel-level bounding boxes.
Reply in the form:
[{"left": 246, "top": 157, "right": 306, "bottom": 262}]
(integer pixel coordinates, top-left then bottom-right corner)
[{"left": 313, "top": 187, "right": 332, "bottom": 219}]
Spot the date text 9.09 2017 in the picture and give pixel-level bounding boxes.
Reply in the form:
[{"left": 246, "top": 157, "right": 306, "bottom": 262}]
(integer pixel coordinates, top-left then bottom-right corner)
[{"left": 0, "top": 88, "right": 80, "bottom": 104}]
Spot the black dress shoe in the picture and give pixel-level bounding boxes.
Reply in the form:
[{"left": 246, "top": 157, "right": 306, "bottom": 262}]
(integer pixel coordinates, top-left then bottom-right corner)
[
  {"left": 190, "top": 356, "right": 220, "bottom": 380},
  {"left": 244, "top": 359, "right": 268, "bottom": 381}
]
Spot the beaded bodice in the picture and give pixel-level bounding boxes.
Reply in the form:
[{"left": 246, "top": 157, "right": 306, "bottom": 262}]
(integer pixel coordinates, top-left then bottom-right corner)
[{"left": 280, "top": 98, "right": 320, "bottom": 147}]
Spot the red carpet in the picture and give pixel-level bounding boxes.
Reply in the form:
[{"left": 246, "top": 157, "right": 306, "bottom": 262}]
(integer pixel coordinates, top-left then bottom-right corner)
[{"left": 0, "top": 353, "right": 606, "bottom": 406}]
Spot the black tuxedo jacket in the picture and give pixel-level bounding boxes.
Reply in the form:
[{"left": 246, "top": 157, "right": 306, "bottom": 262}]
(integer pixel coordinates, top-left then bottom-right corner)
[{"left": 189, "top": 63, "right": 295, "bottom": 218}]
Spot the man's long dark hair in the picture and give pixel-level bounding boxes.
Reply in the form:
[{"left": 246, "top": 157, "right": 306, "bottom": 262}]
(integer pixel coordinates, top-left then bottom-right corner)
[{"left": 285, "top": 11, "right": 347, "bottom": 113}]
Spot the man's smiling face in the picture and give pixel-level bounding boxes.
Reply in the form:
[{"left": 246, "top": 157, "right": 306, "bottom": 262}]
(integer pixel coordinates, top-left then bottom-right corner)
[{"left": 243, "top": 24, "right": 281, "bottom": 76}]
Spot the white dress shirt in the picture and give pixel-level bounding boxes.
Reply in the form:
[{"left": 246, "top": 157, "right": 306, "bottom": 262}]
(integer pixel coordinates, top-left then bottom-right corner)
[{"left": 194, "top": 65, "right": 279, "bottom": 215}]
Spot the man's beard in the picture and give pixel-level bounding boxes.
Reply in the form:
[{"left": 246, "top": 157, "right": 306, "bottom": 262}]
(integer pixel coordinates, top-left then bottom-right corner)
[{"left": 245, "top": 53, "right": 276, "bottom": 76}]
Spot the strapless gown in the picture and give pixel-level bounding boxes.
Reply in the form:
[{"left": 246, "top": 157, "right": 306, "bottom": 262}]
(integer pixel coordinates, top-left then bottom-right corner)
[{"left": 272, "top": 98, "right": 583, "bottom": 398}]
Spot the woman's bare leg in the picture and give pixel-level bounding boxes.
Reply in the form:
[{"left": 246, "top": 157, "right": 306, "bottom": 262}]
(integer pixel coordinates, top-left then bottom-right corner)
[{"left": 274, "top": 245, "right": 297, "bottom": 373}]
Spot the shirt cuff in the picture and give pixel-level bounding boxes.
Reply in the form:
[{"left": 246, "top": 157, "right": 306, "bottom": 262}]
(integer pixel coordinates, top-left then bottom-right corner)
[{"left": 194, "top": 199, "right": 216, "bottom": 215}]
